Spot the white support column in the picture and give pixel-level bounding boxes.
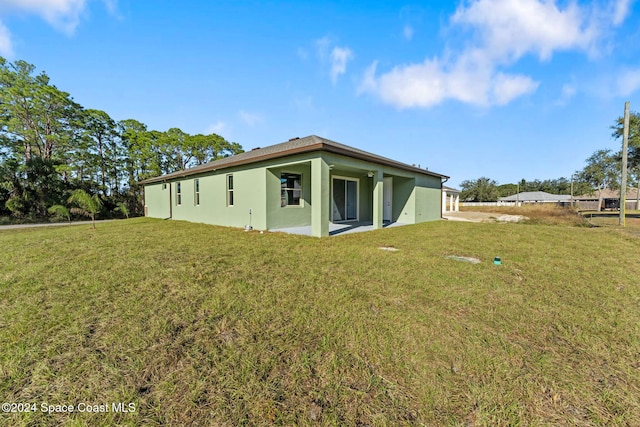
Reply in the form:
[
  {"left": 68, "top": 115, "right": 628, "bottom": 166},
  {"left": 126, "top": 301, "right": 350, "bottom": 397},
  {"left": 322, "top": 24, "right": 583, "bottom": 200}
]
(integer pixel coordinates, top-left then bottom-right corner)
[
  {"left": 442, "top": 190, "right": 447, "bottom": 213},
  {"left": 454, "top": 194, "right": 459, "bottom": 212},
  {"left": 449, "top": 195, "right": 454, "bottom": 212}
]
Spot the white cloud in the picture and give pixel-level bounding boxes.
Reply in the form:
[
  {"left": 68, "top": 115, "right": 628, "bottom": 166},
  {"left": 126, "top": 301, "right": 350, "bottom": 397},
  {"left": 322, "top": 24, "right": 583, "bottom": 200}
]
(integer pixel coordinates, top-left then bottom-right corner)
[
  {"left": 297, "top": 47, "right": 308, "bottom": 60},
  {"left": 291, "top": 95, "right": 315, "bottom": 112},
  {"left": 617, "top": 68, "right": 640, "bottom": 96},
  {"left": 452, "top": 0, "right": 599, "bottom": 62},
  {"left": 360, "top": 0, "right": 607, "bottom": 109},
  {"left": 403, "top": 24, "right": 414, "bottom": 41},
  {"left": 330, "top": 46, "right": 353, "bottom": 84},
  {"left": 0, "top": 0, "right": 86, "bottom": 34},
  {"left": 612, "top": 0, "right": 632, "bottom": 25},
  {"left": 102, "top": 0, "right": 118, "bottom": 15},
  {"left": 0, "top": 0, "right": 117, "bottom": 52},
  {"left": 238, "top": 110, "right": 263, "bottom": 127},
  {"left": 313, "top": 36, "right": 353, "bottom": 84},
  {"left": 0, "top": 20, "right": 13, "bottom": 58},
  {"left": 555, "top": 83, "right": 577, "bottom": 105},
  {"left": 206, "top": 121, "right": 227, "bottom": 135},
  {"left": 491, "top": 72, "right": 539, "bottom": 105},
  {"left": 360, "top": 54, "right": 537, "bottom": 108},
  {"left": 315, "top": 36, "right": 331, "bottom": 61},
  {"left": 360, "top": 60, "right": 444, "bottom": 108}
]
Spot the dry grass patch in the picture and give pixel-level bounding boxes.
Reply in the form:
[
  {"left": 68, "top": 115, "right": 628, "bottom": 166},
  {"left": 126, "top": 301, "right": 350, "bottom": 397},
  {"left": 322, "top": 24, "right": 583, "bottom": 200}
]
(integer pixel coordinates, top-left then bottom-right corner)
[
  {"left": 1, "top": 218, "right": 640, "bottom": 426},
  {"left": 581, "top": 210, "right": 640, "bottom": 227},
  {"left": 462, "top": 204, "right": 589, "bottom": 226},
  {"left": 579, "top": 211, "right": 640, "bottom": 238}
]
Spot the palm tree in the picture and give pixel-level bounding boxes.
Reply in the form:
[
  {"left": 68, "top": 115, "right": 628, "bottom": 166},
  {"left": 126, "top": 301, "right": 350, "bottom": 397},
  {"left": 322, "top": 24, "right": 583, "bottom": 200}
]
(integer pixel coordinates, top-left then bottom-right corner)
[
  {"left": 68, "top": 189, "right": 102, "bottom": 229},
  {"left": 47, "top": 204, "right": 70, "bottom": 223},
  {"left": 115, "top": 201, "right": 129, "bottom": 219}
]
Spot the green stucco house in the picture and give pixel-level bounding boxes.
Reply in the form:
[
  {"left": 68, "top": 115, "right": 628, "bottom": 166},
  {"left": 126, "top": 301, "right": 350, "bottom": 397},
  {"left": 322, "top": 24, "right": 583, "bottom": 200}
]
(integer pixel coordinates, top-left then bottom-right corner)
[{"left": 140, "top": 135, "right": 448, "bottom": 237}]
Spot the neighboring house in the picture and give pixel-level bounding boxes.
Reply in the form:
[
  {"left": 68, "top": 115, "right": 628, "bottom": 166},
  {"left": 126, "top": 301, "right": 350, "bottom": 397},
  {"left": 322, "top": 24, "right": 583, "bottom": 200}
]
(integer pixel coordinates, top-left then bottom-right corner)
[
  {"left": 575, "top": 188, "right": 640, "bottom": 210},
  {"left": 498, "top": 191, "right": 571, "bottom": 205},
  {"left": 140, "top": 135, "right": 448, "bottom": 237},
  {"left": 442, "top": 186, "right": 460, "bottom": 213}
]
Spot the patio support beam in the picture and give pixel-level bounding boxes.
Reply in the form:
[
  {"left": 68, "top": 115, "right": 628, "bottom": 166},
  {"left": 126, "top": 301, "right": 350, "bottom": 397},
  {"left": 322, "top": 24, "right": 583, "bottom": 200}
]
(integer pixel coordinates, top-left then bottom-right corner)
[
  {"left": 311, "top": 157, "right": 330, "bottom": 237},
  {"left": 373, "top": 170, "right": 383, "bottom": 230},
  {"left": 442, "top": 190, "right": 447, "bottom": 213}
]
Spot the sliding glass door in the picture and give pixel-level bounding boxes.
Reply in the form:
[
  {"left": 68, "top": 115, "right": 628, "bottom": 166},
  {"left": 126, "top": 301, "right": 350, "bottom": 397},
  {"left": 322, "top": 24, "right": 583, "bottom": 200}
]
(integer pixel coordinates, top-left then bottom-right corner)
[{"left": 332, "top": 177, "right": 358, "bottom": 221}]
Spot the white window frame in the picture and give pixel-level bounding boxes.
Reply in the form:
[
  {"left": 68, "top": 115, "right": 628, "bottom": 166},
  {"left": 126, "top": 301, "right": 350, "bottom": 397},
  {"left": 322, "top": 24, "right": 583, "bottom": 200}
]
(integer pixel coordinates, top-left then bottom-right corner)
[
  {"left": 280, "top": 171, "right": 303, "bottom": 207},
  {"left": 226, "top": 174, "right": 234, "bottom": 207},
  {"left": 176, "top": 182, "right": 182, "bottom": 206},
  {"left": 194, "top": 179, "right": 200, "bottom": 206},
  {"left": 331, "top": 175, "right": 359, "bottom": 222}
]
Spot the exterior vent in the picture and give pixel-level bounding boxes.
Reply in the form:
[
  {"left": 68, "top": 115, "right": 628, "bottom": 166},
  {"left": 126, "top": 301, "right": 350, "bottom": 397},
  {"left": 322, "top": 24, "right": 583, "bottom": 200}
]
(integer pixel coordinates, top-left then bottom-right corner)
[
  {"left": 288, "top": 137, "right": 300, "bottom": 141},
  {"left": 251, "top": 147, "right": 261, "bottom": 151}
]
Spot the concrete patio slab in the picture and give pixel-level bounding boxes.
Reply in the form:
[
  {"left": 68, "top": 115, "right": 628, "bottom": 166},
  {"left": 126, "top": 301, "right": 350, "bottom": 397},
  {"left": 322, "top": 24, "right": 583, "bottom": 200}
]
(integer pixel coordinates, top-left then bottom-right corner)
[{"left": 270, "top": 221, "right": 408, "bottom": 236}]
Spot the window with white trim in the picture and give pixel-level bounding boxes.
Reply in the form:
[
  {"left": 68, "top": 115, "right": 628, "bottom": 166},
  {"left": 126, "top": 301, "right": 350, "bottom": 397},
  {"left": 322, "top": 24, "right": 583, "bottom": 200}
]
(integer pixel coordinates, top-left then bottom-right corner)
[
  {"left": 194, "top": 179, "right": 200, "bottom": 206},
  {"left": 176, "top": 182, "right": 182, "bottom": 205},
  {"left": 227, "top": 174, "right": 234, "bottom": 206},
  {"left": 281, "top": 172, "right": 302, "bottom": 207}
]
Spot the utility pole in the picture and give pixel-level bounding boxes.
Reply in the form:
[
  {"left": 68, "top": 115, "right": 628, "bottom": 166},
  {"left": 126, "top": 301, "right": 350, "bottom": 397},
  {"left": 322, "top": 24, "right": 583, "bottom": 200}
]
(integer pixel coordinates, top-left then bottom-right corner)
[
  {"left": 570, "top": 176, "right": 574, "bottom": 208},
  {"left": 620, "top": 101, "right": 630, "bottom": 226}
]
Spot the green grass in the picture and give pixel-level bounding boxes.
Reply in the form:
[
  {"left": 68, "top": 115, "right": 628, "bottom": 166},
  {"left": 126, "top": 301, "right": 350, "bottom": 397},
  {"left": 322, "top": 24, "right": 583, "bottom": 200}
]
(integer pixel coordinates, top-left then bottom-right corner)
[{"left": 1, "top": 218, "right": 640, "bottom": 426}]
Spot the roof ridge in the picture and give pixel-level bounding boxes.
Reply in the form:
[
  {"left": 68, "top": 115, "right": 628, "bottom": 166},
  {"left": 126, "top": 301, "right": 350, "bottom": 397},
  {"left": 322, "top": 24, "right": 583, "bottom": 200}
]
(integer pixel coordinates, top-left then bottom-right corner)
[{"left": 139, "top": 135, "right": 448, "bottom": 184}]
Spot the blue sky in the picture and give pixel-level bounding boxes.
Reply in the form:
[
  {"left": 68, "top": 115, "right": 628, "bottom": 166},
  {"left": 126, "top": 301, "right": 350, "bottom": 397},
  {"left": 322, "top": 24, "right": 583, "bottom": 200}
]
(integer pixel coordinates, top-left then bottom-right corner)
[{"left": 0, "top": 0, "right": 638, "bottom": 188}]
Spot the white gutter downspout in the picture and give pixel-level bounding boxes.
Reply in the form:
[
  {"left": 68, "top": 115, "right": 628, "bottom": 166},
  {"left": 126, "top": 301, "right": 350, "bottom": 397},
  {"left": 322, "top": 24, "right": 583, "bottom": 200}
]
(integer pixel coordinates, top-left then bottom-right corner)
[{"left": 441, "top": 177, "right": 449, "bottom": 218}]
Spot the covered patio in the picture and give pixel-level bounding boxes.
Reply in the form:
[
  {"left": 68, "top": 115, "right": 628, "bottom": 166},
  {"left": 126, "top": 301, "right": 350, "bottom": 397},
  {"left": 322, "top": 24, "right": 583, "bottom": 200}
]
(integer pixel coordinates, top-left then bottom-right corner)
[
  {"left": 266, "top": 155, "right": 420, "bottom": 237},
  {"left": 270, "top": 220, "right": 407, "bottom": 236}
]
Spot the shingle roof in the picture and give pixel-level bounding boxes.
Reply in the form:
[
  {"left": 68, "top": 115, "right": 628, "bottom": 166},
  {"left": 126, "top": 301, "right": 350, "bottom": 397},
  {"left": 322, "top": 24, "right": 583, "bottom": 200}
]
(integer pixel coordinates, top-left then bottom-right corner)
[
  {"left": 139, "top": 135, "right": 448, "bottom": 184},
  {"left": 498, "top": 191, "right": 571, "bottom": 202},
  {"left": 442, "top": 185, "right": 460, "bottom": 193},
  {"left": 576, "top": 188, "right": 640, "bottom": 200}
]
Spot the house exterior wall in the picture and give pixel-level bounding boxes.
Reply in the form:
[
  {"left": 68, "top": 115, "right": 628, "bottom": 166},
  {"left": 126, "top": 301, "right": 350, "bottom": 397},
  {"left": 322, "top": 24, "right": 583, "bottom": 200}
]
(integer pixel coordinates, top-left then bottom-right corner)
[
  {"left": 414, "top": 175, "right": 443, "bottom": 222},
  {"left": 384, "top": 174, "right": 442, "bottom": 224},
  {"left": 266, "top": 162, "right": 312, "bottom": 230},
  {"left": 143, "top": 150, "right": 443, "bottom": 234},
  {"left": 155, "top": 165, "right": 268, "bottom": 230},
  {"left": 393, "top": 176, "right": 415, "bottom": 223},
  {"left": 144, "top": 182, "right": 171, "bottom": 219},
  {"left": 414, "top": 186, "right": 443, "bottom": 222}
]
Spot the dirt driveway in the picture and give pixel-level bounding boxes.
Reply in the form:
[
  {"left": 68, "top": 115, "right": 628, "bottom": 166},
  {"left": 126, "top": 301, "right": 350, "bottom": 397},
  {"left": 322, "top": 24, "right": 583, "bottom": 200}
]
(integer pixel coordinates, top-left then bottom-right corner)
[{"left": 443, "top": 211, "right": 527, "bottom": 223}]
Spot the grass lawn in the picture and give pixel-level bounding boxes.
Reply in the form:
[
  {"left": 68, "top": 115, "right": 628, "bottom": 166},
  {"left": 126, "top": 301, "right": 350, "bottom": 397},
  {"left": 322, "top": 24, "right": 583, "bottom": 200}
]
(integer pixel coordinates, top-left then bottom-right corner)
[{"left": 1, "top": 218, "right": 640, "bottom": 426}]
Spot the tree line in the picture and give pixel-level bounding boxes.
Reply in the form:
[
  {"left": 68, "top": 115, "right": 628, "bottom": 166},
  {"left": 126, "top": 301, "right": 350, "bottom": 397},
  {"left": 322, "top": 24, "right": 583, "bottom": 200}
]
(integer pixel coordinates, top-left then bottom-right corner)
[
  {"left": 0, "top": 58, "right": 243, "bottom": 222},
  {"left": 460, "top": 110, "right": 640, "bottom": 209}
]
